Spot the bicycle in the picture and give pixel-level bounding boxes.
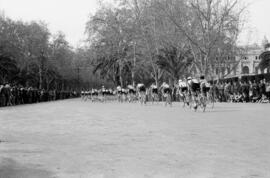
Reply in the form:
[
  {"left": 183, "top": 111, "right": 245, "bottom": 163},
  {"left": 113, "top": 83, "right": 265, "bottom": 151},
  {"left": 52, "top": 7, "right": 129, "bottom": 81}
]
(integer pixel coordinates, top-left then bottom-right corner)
[
  {"left": 138, "top": 92, "right": 146, "bottom": 105},
  {"left": 194, "top": 91, "right": 215, "bottom": 112},
  {"left": 163, "top": 93, "right": 172, "bottom": 106},
  {"left": 150, "top": 92, "right": 159, "bottom": 104},
  {"left": 179, "top": 91, "right": 192, "bottom": 108}
]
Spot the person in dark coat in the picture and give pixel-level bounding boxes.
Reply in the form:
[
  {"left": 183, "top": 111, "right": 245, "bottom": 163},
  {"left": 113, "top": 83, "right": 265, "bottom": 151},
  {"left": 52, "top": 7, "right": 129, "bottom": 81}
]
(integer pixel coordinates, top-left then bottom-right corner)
[{"left": 0, "top": 84, "right": 5, "bottom": 107}]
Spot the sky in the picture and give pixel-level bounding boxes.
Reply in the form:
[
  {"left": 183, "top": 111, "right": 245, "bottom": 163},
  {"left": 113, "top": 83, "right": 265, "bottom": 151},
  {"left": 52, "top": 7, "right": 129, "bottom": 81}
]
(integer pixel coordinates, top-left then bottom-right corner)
[
  {"left": 0, "top": 0, "right": 101, "bottom": 47},
  {"left": 0, "top": 0, "right": 270, "bottom": 47}
]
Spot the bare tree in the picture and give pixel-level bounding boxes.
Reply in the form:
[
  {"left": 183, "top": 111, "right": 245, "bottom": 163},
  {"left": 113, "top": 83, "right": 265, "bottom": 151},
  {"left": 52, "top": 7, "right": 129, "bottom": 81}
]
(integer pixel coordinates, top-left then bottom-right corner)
[{"left": 155, "top": 0, "right": 246, "bottom": 79}]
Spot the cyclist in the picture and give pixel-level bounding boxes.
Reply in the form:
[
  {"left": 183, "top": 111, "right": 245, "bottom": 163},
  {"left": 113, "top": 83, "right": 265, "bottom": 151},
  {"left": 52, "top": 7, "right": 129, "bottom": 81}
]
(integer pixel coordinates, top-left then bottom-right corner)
[
  {"left": 137, "top": 83, "right": 146, "bottom": 105},
  {"left": 178, "top": 79, "right": 189, "bottom": 106},
  {"left": 81, "top": 90, "right": 85, "bottom": 100},
  {"left": 116, "top": 86, "right": 122, "bottom": 102},
  {"left": 161, "top": 82, "right": 172, "bottom": 106},
  {"left": 121, "top": 88, "right": 128, "bottom": 102},
  {"left": 187, "top": 76, "right": 200, "bottom": 110},
  {"left": 101, "top": 86, "right": 106, "bottom": 102},
  {"left": 127, "top": 85, "right": 136, "bottom": 103},
  {"left": 150, "top": 83, "right": 159, "bottom": 103},
  {"left": 200, "top": 76, "right": 208, "bottom": 97}
]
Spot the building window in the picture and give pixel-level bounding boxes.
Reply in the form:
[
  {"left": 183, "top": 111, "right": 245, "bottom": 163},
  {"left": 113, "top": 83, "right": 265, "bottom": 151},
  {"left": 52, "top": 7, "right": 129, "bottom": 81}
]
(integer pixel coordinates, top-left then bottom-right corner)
[{"left": 242, "top": 66, "right": 249, "bottom": 74}]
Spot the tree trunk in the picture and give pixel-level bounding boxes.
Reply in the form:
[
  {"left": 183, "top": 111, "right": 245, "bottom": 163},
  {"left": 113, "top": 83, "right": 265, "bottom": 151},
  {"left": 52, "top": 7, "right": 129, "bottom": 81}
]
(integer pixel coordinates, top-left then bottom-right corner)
[
  {"left": 119, "top": 61, "right": 123, "bottom": 87},
  {"left": 61, "top": 80, "right": 64, "bottom": 91},
  {"left": 39, "top": 66, "right": 42, "bottom": 90},
  {"left": 155, "top": 73, "right": 158, "bottom": 88},
  {"left": 132, "top": 42, "right": 136, "bottom": 87},
  {"left": 46, "top": 77, "right": 49, "bottom": 90},
  {"left": 131, "top": 71, "right": 135, "bottom": 87}
]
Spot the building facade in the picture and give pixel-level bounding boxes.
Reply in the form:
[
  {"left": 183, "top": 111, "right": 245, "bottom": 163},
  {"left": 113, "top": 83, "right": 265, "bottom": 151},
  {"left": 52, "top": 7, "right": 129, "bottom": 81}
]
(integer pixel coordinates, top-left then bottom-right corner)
[
  {"left": 237, "top": 44, "right": 263, "bottom": 75},
  {"left": 189, "top": 43, "right": 270, "bottom": 80},
  {"left": 213, "top": 44, "right": 269, "bottom": 80}
]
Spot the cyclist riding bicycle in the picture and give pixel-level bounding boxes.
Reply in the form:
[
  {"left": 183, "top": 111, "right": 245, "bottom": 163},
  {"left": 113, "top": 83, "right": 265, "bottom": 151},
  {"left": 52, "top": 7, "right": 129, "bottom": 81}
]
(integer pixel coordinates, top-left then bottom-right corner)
[
  {"left": 137, "top": 83, "right": 146, "bottom": 104},
  {"left": 161, "top": 82, "right": 172, "bottom": 106},
  {"left": 150, "top": 83, "right": 159, "bottom": 103},
  {"left": 127, "top": 85, "right": 136, "bottom": 102},
  {"left": 187, "top": 76, "right": 200, "bottom": 109},
  {"left": 178, "top": 79, "right": 189, "bottom": 106},
  {"left": 116, "top": 86, "right": 122, "bottom": 102},
  {"left": 200, "top": 76, "right": 208, "bottom": 97}
]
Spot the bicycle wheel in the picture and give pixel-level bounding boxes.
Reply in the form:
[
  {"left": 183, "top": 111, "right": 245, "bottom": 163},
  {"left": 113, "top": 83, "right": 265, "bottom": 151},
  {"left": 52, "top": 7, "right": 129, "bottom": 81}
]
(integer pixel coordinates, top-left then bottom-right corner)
[
  {"left": 198, "top": 95, "right": 206, "bottom": 112},
  {"left": 140, "top": 94, "right": 146, "bottom": 105},
  {"left": 189, "top": 95, "right": 196, "bottom": 110},
  {"left": 182, "top": 95, "right": 187, "bottom": 108},
  {"left": 167, "top": 94, "right": 172, "bottom": 106},
  {"left": 210, "top": 95, "right": 215, "bottom": 109}
]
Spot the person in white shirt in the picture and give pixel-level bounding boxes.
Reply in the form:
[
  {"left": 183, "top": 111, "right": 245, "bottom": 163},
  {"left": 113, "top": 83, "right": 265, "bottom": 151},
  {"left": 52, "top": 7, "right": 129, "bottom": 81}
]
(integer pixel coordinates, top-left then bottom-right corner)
[
  {"left": 137, "top": 83, "right": 146, "bottom": 105},
  {"left": 150, "top": 83, "right": 159, "bottom": 103},
  {"left": 160, "top": 82, "right": 172, "bottom": 106}
]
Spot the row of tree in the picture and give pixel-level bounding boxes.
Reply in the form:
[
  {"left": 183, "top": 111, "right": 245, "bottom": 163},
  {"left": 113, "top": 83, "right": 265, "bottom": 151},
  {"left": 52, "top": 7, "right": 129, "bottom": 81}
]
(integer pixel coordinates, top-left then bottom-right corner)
[
  {"left": 85, "top": 0, "right": 247, "bottom": 87},
  {"left": 0, "top": 14, "right": 110, "bottom": 90},
  {"left": 1, "top": 0, "right": 248, "bottom": 89}
]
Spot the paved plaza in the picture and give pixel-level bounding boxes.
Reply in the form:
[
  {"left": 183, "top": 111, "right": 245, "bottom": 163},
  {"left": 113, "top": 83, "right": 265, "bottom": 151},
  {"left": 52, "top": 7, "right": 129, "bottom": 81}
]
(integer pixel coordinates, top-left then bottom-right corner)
[{"left": 0, "top": 99, "right": 270, "bottom": 178}]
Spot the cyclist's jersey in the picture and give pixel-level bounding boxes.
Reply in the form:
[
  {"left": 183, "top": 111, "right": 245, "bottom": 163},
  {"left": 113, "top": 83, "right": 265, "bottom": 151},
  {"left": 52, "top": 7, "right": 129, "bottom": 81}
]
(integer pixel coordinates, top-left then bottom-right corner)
[
  {"left": 116, "top": 86, "right": 122, "bottom": 94},
  {"left": 129, "top": 89, "right": 136, "bottom": 94},
  {"left": 127, "top": 85, "right": 135, "bottom": 94},
  {"left": 205, "top": 82, "right": 211, "bottom": 92},
  {"left": 162, "top": 83, "right": 172, "bottom": 94},
  {"left": 179, "top": 81, "right": 188, "bottom": 92},
  {"left": 151, "top": 84, "right": 158, "bottom": 94},
  {"left": 121, "top": 88, "right": 127, "bottom": 94},
  {"left": 137, "top": 84, "right": 146, "bottom": 92},
  {"left": 101, "top": 87, "right": 106, "bottom": 95},
  {"left": 200, "top": 79, "right": 207, "bottom": 93},
  {"left": 88, "top": 91, "right": 92, "bottom": 96},
  {"left": 188, "top": 79, "right": 200, "bottom": 93},
  {"left": 92, "top": 89, "right": 98, "bottom": 96}
]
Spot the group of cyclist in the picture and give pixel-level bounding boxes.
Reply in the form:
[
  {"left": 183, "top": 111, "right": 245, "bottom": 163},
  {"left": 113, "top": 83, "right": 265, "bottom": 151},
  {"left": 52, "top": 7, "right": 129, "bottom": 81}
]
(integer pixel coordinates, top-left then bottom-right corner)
[
  {"left": 178, "top": 76, "right": 213, "bottom": 111},
  {"left": 81, "top": 87, "right": 114, "bottom": 102},
  {"left": 80, "top": 75, "right": 213, "bottom": 112}
]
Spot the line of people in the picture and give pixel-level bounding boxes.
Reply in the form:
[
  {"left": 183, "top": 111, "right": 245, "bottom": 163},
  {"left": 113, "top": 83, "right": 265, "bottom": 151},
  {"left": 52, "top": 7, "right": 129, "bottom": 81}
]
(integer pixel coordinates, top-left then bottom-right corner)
[
  {"left": 80, "top": 77, "right": 270, "bottom": 105},
  {"left": 0, "top": 83, "right": 79, "bottom": 107},
  {"left": 80, "top": 82, "right": 174, "bottom": 106},
  {"left": 212, "top": 79, "right": 270, "bottom": 103}
]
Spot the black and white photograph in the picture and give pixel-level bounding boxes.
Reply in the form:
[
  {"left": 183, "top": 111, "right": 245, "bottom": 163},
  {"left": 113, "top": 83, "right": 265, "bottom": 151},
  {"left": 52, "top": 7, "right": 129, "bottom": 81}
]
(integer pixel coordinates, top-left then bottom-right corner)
[{"left": 1, "top": 0, "right": 270, "bottom": 177}]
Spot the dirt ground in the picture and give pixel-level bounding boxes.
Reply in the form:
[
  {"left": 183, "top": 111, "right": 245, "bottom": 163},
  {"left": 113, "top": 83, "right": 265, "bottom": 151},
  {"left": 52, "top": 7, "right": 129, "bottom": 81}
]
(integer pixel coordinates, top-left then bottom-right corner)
[{"left": 0, "top": 99, "right": 270, "bottom": 178}]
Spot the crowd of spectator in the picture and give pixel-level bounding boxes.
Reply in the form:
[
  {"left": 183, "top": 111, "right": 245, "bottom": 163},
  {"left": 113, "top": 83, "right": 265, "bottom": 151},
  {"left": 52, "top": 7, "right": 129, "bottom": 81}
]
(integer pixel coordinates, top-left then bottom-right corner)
[
  {"left": 0, "top": 84, "right": 79, "bottom": 107},
  {"left": 211, "top": 79, "right": 270, "bottom": 103},
  {"left": 1, "top": 78, "right": 270, "bottom": 107}
]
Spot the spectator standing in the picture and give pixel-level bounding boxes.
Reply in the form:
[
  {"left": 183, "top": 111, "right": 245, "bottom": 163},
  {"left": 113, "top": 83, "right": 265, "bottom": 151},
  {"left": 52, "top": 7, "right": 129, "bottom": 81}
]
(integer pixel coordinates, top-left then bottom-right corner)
[{"left": 259, "top": 79, "right": 266, "bottom": 98}]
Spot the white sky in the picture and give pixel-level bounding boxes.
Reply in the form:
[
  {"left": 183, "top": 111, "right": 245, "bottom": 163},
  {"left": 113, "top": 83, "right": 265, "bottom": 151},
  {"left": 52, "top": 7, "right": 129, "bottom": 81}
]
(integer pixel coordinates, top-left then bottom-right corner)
[{"left": 0, "top": 0, "right": 270, "bottom": 47}]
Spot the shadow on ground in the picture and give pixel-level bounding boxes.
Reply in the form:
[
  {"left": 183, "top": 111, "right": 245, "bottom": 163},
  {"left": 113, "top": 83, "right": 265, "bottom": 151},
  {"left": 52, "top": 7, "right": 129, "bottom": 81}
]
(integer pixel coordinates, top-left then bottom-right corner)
[{"left": 0, "top": 158, "right": 55, "bottom": 178}]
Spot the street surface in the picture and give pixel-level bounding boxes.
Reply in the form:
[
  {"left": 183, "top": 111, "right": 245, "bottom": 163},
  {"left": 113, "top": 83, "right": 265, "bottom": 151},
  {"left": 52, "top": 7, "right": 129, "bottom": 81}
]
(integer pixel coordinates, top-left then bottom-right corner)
[{"left": 0, "top": 99, "right": 270, "bottom": 178}]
